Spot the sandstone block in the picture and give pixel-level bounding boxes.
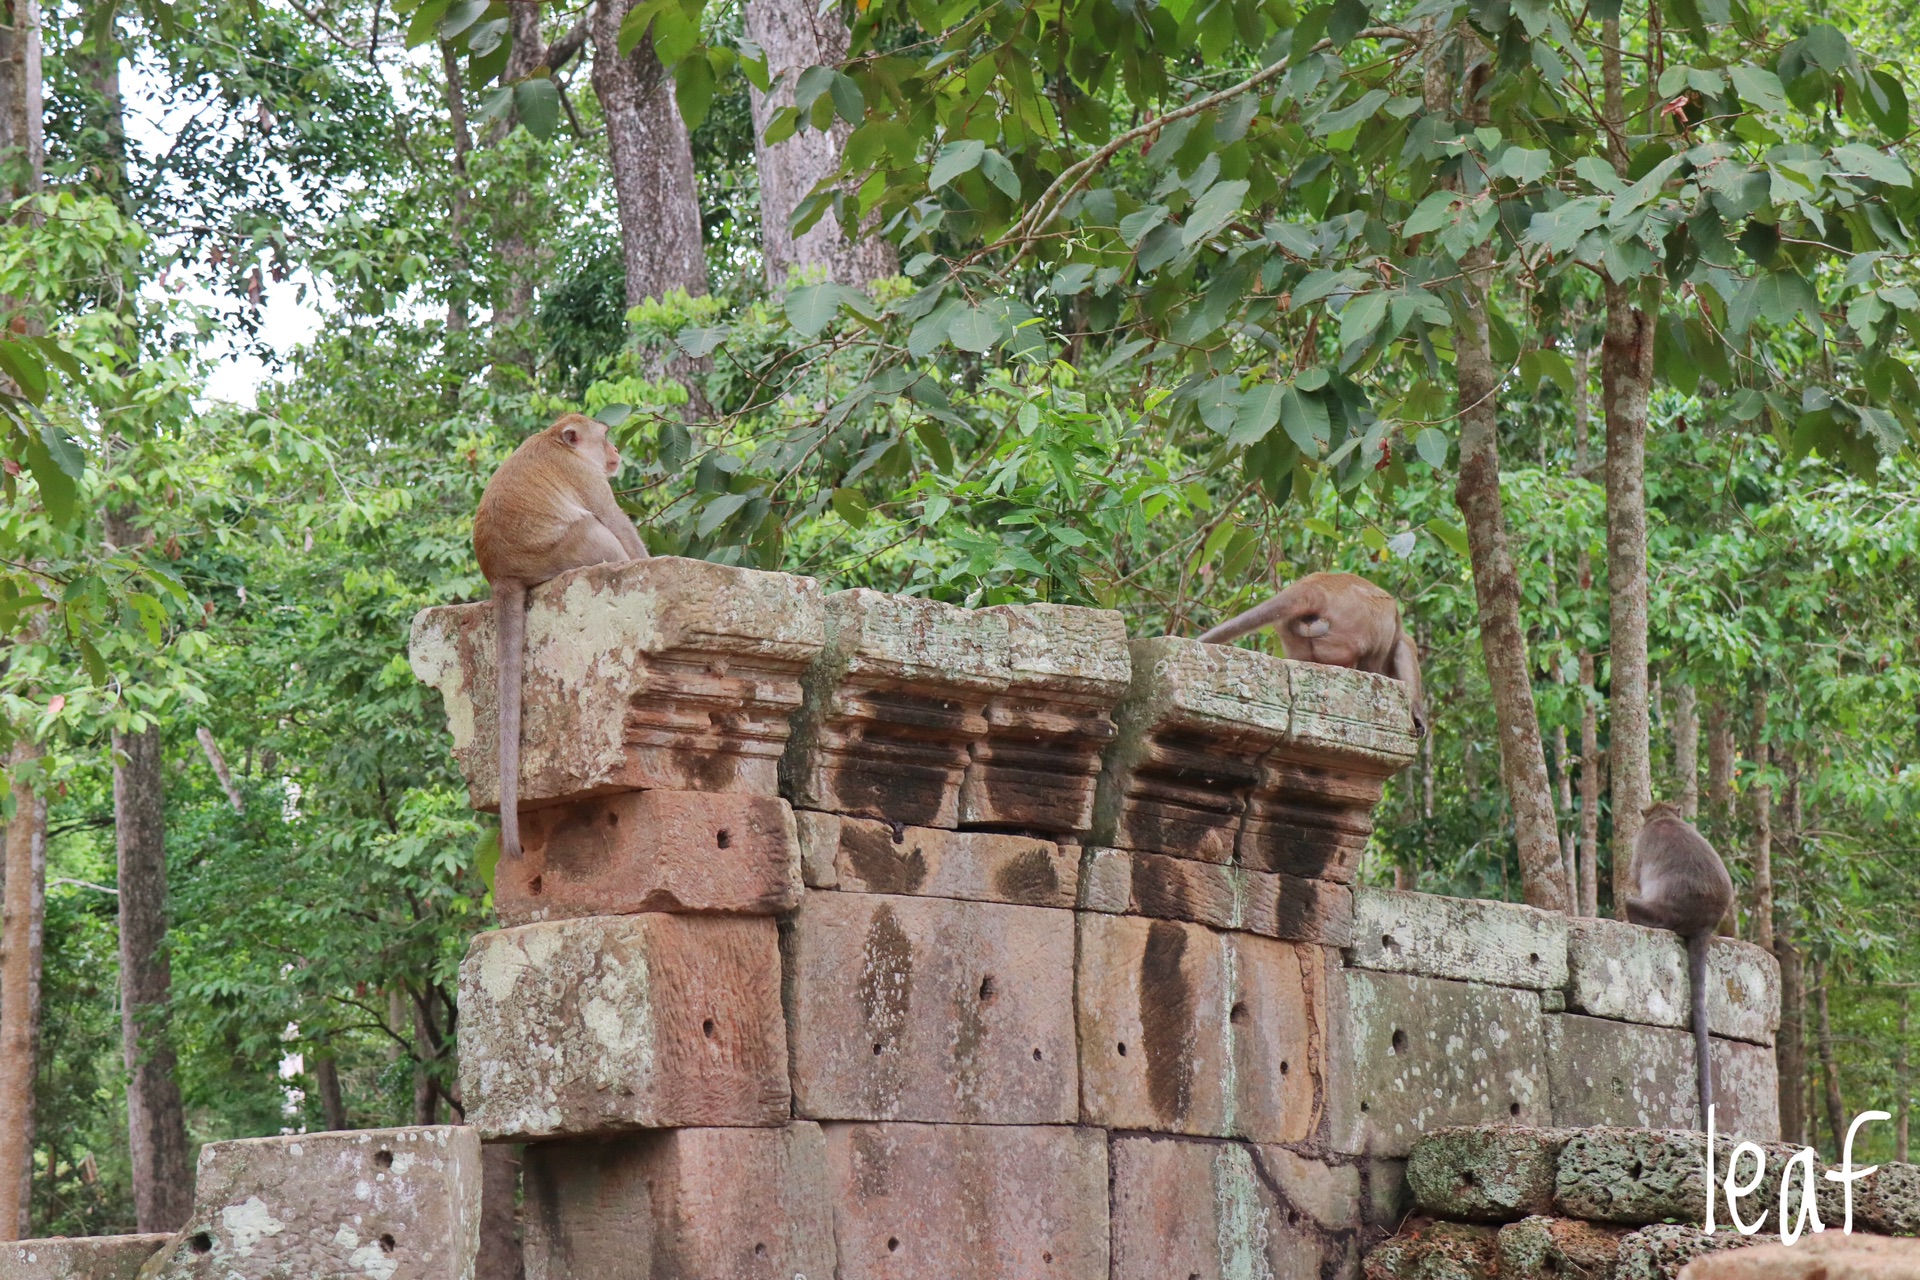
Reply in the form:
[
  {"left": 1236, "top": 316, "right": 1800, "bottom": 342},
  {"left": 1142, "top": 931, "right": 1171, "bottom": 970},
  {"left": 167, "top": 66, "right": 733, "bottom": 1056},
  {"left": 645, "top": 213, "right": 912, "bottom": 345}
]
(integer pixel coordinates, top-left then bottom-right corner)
[
  {"left": 781, "top": 590, "right": 1008, "bottom": 828},
  {"left": 1545, "top": 1016, "right": 1779, "bottom": 1138},
  {"left": 1615, "top": 1225, "right": 1774, "bottom": 1280},
  {"left": 792, "top": 813, "right": 1077, "bottom": 907},
  {"left": 496, "top": 790, "right": 800, "bottom": 924},
  {"left": 1109, "top": 1135, "right": 1361, "bottom": 1280},
  {"left": 1566, "top": 919, "right": 1781, "bottom": 1045},
  {"left": 960, "top": 604, "right": 1130, "bottom": 835},
  {"left": 1361, "top": 1219, "right": 1499, "bottom": 1280},
  {"left": 1678, "top": 1233, "right": 1920, "bottom": 1279},
  {"left": 1405, "top": 1126, "right": 1573, "bottom": 1221},
  {"left": 459, "top": 914, "right": 788, "bottom": 1139},
  {"left": 2, "top": 1237, "right": 169, "bottom": 1280},
  {"left": 1074, "top": 846, "right": 1131, "bottom": 914},
  {"left": 1347, "top": 889, "right": 1569, "bottom": 990},
  {"left": 821, "top": 1123, "right": 1107, "bottom": 1280},
  {"left": 521, "top": 1124, "right": 836, "bottom": 1280},
  {"left": 1495, "top": 1216, "right": 1629, "bottom": 1279},
  {"left": 138, "top": 1127, "right": 478, "bottom": 1280},
  {"left": 784, "top": 890, "right": 1076, "bottom": 1123},
  {"left": 1327, "top": 970, "right": 1551, "bottom": 1157},
  {"left": 410, "top": 558, "right": 826, "bottom": 810},
  {"left": 1075, "top": 914, "right": 1329, "bottom": 1142},
  {"left": 1071, "top": 849, "right": 1353, "bottom": 945}
]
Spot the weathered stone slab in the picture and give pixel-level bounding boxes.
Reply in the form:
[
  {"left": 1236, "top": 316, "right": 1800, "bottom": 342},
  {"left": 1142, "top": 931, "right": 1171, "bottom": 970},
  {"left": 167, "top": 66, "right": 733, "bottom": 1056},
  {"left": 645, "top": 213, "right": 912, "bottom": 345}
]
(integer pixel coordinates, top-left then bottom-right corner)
[
  {"left": 1545, "top": 1016, "right": 1779, "bottom": 1138},
  {"left": 791, "top": 813, "right": 1077, "bottom": 907},
  {"left": 1361, "top": 1219, "right": 1499, "bottom": 1279},
  {"left": 1854, "top": 1161, "right": 1920, "bottom": 1236},
  {"left": 1109, "top": 1136, "right": 1361, "bottom": 1280},
  {"left": 1614, "top": 1225, "right": 1774, "bottom": 1279},
  {"left": 783, "top": 890, "right": 1076, "bottom": 1123},
  {"left": 1327, "top": 970, "right": 1551, "bottom": 1157},
  {"left": 459, "top": 914, "right": 788, "bottom": 1139},
  {"left": 1679, "top": 1233, "right": 1920, "bottom": 1278},
  {"left": 138, "top": 1127, "right": 479, "bottom": 1280},
  {"left": 781, "top": 590, "right": 1009, "bottom": 828},
  {"left": 1075, "top": 914, "right": 1330, "bottom": 1142},
  {"left": 1348, "top": 888, "right": 1569, "bottom": 990},
  {"left": 960, "top": 603, "right": 1130, "bottom": 835},
  {"left": 1566, "top": 918, "right": 1781, "bottom": 1046},
  {"left": 1554, "top": 1128, "right": 1715, "bottom": 1224},
  {"left": 1406, "top": 1126, "right": 1573, "bottom": 1221},
  {"left": 821, "top": 1123, "right": 1108, "bottom": 1280},
  {"left": 2, "top": 1237, "right": 169, "bottom": 1280},
  {"left": 410, "top": 557, "right": 826, "bottom": 811},
  {"left": 1496, "top": 1216, "right": 1630, "bottom": 1279},
  {"left": 497, "top": 789, "right": 800, "bottom": 924},
  {"left": 521, "top": 1124, "right": 836, "bottom": 1280},
  {"left": 1068, "top": 847, "right": 1353, "bottom": 944}
]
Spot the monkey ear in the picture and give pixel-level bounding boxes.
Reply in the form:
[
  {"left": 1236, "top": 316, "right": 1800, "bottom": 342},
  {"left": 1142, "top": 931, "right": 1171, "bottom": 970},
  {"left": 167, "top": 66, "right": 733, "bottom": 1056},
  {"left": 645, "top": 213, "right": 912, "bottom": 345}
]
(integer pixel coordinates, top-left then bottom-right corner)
[{"left": 561, "top": 425, "right": 582, "bottom": 447}]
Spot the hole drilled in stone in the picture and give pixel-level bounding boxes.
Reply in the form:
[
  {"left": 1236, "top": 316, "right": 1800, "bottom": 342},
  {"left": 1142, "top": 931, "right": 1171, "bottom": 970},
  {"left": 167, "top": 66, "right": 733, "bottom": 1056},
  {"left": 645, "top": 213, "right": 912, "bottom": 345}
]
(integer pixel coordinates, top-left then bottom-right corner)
[
  {"left": 1391, "top": 1028, "right": 1408, "bottom": 1054},
  {"left": 189, "top": 1234, "right": 213, "bottom": 1255},
  {"left": 1043, "top": 1251, "right": 1053, "bottom": 1264},
  {"left": 978, "top": 976, "right": 997, "bottom": 1001},
  {"left": 1529, "top": 952, "right": 1540, "bottom": 964},
  {"left": 872, "top": 1043, "right": 883, "bottom": 1055},
  {"left": 528, "top": 875, "right": 543, "bottom": 896},
  {"left": 702, "top": 1018, "right": 716, "bottom": 1038},
  {"left": 716, "top": 829, "right": 732, "bottom": 849},
  {"left": 1117, "top": 1042, "right": 1128, "bottom": 1057},
  {"left": 1229, "top": 1002, "right": 1248, "bottom": 1024},
  {"left": 755, "top": 1244, "right": 769, "bottom": 1258},
  {"left": 607, "top": 810, "right": 619, "bottom": 827},
  {"left": 1360, "top": 1101, "right": 1370, "bottom": 1113},
  {"left": 374, "top": 1150, "right": 393, "bottom": 1169},
  {"left": 1032, "top": 1047, "right": 1043, "bottom": 1061},
  {"left": 379, "top": 1235, "right": 396, "bottom": 1254},
  {"left": 1510, "top": 1101, "right": 1522, "bottom": 1117},
  {"left": 1382, "top": 934, "right": 1395, "bottom": 949},
  {"left": 1462, "top": 1170, "right": 1477, "bottom": 1187},
  {"left": 887, "top": 1238, "right": 900, "bottom": 1253},
  {"left": 1280, "top": 1060, "right": 1289, "bottom": 1075}
]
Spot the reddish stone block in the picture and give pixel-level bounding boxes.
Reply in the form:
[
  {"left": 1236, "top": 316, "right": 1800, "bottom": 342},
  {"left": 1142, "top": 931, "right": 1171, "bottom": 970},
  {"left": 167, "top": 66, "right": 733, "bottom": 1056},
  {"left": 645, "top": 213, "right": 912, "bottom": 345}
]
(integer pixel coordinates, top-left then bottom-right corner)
[
  {"left": 522, "top": 1124, "right": 837, "bottom": 1280},
  {"left": 793, "top": 814, "right": 1078, "bottom": 908},
  {"left": 1110, "top": 1135, "right": 1361, "bottom": 1280},
  {"left": 1075, "top": 914, "right": 1330, "bottom": 1142},
  {"left": 495, "top": 789, "right": 800, "bottom": 925},
  {"left": 784, "top": 890, "right": 1076, "bottom": 1123},
  {"left": 460, "top": 914, "right": 789, "bottom": 1139},
  {"left": 822, "top": 1123, "right": 1108, "bottom": 1280}
]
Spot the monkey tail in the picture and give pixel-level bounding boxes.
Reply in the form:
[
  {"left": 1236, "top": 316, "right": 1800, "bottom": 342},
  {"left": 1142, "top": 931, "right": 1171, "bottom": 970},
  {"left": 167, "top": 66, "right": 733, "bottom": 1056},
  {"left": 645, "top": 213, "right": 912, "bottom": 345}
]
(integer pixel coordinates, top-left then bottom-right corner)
[
  {"left": 1688, "top": 929, "right": 1714, "bottom": 1128},
  {"left": 496, "top": 580, "right": 528, "bottom": 861},
  {"left": 1196, "top": 594, "right": 1289, "bottom": 645}
]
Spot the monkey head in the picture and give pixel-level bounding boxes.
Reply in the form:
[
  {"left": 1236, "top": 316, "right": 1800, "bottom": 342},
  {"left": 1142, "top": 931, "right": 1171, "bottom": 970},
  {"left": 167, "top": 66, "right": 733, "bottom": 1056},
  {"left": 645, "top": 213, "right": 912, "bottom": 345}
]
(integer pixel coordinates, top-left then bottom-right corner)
[
  {"left": 1642, "top": 800, "right": 1683, "bottom": 822},
  {"left": 550, "top": 413, "right": 621, "bottom": 478}
]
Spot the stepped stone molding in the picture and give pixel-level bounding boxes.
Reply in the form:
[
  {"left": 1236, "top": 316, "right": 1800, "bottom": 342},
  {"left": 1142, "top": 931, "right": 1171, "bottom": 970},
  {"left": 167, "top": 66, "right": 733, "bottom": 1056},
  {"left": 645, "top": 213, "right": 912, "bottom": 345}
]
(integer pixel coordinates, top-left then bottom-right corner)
[
  {"left": 138, "top": 1126, "right": 480, "bottom": 1280},
  {"left": 0, "top": 1238, "right": 169, "bottom": 1280},
  {"left": 410, "top": 557, "right": 827, "bottom": 811},
  {"left": 795, "top": 812, "right": 1079, "bottom": 907}
]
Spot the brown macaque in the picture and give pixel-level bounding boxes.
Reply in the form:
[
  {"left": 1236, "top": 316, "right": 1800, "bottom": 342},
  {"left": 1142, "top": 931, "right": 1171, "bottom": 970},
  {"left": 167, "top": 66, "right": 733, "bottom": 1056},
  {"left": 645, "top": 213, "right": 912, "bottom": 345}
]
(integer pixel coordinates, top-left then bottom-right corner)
[
  {"left": 1197, "top": 572, "right": 1427, "bottom": 737},
  {"left": 1625, "top": 802, "right": 1736, "bottom": 1126},
  {"left": 474, "top": 413, "right": 649, "bottom": 858}
]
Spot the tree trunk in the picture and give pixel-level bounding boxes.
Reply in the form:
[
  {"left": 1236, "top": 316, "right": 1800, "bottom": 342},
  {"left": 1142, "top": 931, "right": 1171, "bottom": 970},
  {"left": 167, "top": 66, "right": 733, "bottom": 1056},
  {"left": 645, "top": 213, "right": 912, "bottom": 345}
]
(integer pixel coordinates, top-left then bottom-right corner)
[
  {"left": 112, "top": 722, "right": 193, "bottom": 1231},
  {"left": 478, "top": 1146, "right": 526, "bottom": 1280},
  {"left": 1553, "top": 725, "right": 1576, "bottom": 907},
  {"left": 1812, "top": 962, "right": 1845, "bottom": 1156},
  {"left": 1706, "top": 692, "right": 1734, "bottom": 842},
  {"left": 0, "top": 0, "right": 45, "bottom": 202},
  {"left": 743, "top": 0, "right": 896, "bottom": 288},
  {"left": 410, "top": 990, "right": 441, "bottom": 1126},
  {"left": 1748, "top": 684, "right": 1773, "bottom": 950},
  {"left": 196, "top": 727, "right": 244, "bottom": 814},
  {"left": 1598, "top": 16, "right": 1654, "bottom": 918},
  {"left": 441, "top": 41, "right": 475, "bottom": 335},
  {"left": 0, "top": 737, "right": 47, "bottom": 1238},
  {"left": 1578, "top": 655, "right": 1601, "bottom": 918},
  {"left": 590, "top": 1, "right": 708, "bottom": 306},
  {"left": 1671, "top": 683, "right": 1698, "bottom": 820},
  {"left": 1775, "top": 933, "right": 1806, "bottom": 1146},
  {"left": 315, "top": 1053, "right": 348, "bottom": 1131},
  {"left": 1896, "top": 993, "right": 1910, "bottom": 1164}
]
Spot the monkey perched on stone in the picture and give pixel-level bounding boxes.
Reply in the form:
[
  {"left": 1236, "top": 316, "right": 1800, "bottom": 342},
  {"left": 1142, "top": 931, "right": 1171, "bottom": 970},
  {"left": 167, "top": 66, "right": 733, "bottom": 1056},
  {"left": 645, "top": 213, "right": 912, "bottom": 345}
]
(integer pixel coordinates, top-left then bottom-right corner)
[
  {"left": 474, "top": 414, "right": 649, "bottom": 858},
  {"left": 1197, "top": 572, "right": 1426, "bottom": 737},
  {"left": 1625, "top": 802, "right": 1736, "bottom": 1127}
]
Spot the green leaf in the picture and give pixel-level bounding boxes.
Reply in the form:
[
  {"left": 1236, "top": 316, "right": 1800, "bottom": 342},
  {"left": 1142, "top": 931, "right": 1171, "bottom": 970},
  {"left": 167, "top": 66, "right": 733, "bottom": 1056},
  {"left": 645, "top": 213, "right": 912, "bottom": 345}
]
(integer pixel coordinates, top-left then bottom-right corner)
[
  {"left": 978, "top": 148, "right": 1022, "bottom": 200},
  {"left": 762, "top": 105, "right": 799, "bottom": 145},
  {"left": 1425, "top": 518, "right": 1470, "bottom": 556},
  {"left": 1499, "top": 147, "right": 1552, "bottom": 184},
  {"left": 1865, "top": 69, "right": 1909, "bottom": 136},
  {"left": 0, "top": 339, "right": 48, "bottom": 403},
  {"left": 829, "top": 72, "right": 865, "bottom": 125},
  {"left": 404, "top": 0, "right": 449, "bottom": 46},
  {"left": 1119, "top": 204, "right": 1168, "bottom": 246},
  {"left": 1182, "top": 180, "right": 1249, "bottom": 247},
  {"left": 785, "top": 282, "right": 846, "bottom": 337},
  {"left": 695, "top": 491, "right": 752, "bottom": 537},
  {"left": 1729, "top": 64, "right": 1788, "bottom": 113},
  {"left": 39, "top": 421, "right": 83, "bottom": 478},
  {"left": 1051, "top": 263, "right": 1096, "bottom": 296},
  {"left": 1729, "top": 270, "right": 1821, "bottom": 337},
  {"left": 1193, "top": 375, "right": 1241, "bottom": 434},
  {"left": 794, "top": 65, "right": 835, "bottom": 113},
  {"left": 913, "top": 419, "right": 954, "bottom": 470},
  {"left": 674, "top": 54, "right": 716, "bottom": 129},
  {"left": 1832, "top": 143, "right": 1910, "bottom": 187},
  {"left": 1312, "top": 88, "right": 1390, "bottom": 137},
  {"left": 948, "top": 305, "right": 1000, "bottom": 353},
  {"left": 1414, "top": 427, "right": 1449, "bottom": 468},
  {"left": 20, "top": 426, "right": 77, "bottom": 526},
  {"left": 437, "top": 0, "right": 488, "bottom": 39},
  {"left": 1281, "top": 387, "right": 1330, "bottom": 452},
  {"left": 929, "top": 139, "right": 986, "bottom": 190},
  {"left": 127, "top": 592, "right": 165, "bottom": 644},
  {"left": 475, "top": 827, "right": 500, "bottom": 893},
  {"left": 1338, "top": 291, "right": 1388, "bottom": 350},
  {"left": 1229, "top": 383, "right": 1285, "bottom": 447},
  {"left": 831, "top": 487, "right": 871, "bottom": 527},
  {"left": 1404, "top": 190, "right": 1462, "bottom": 237},
  {"left": 514, "top": 77, "right": 561, "bottom": 140},
  {"left": 676, "top": 324, "right": 729, "bottom": 357}
]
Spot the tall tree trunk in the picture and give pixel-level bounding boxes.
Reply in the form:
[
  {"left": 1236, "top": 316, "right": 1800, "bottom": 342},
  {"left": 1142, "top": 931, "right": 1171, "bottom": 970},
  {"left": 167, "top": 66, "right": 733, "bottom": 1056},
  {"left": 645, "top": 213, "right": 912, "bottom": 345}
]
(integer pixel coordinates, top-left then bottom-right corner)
[
  {"left": 441, "top": 42, "right": 475, "bottom": 335},
  {"left": 0, "top": 737, "right": 47, "bottom": 1238},
  {"left": 0, "top": 0, "right": 45, "bottom": 202},
  {"left": 1427, "top": 32, "right": 1566, "bottom": 912},
  {"left": 1775, "top": 932, "right": 1806, "bottom": 1146},
  {"left": 1671, "top": 683, "right": 1698, "bottom": 819},
  {"left": 590, "top": 2, "right": 708, "bottom": 306},
  {"left": 1748, "top": 683, "right": 1773, "bottom": 950},
  {"left": 478, "top": 1146, "right": 526, "bottom": 1280},
  {"left": 1554, "top": 725, "right": 1576, "bottom": 907},
  {"left": 1706, "top": 692, "right": 1734, "bottom": 841},
  {"left": 1812, "top": 962, "right": 1845, "bottom": 1155},
  {"left": 315, "top": 1053, "right": 348, "bottom": 1131},
  {"left": 1599, "top": 17, "right": 1654, "bottom": 918},
  {"left": 1578, "top": 655, "right": 1601, "bottom": 918},
  {"left": 1896, "top": 993, "right": 1911, "bottom": 1164},
  {"left": 742, "top": 0, "right": 896, "bottom": 288}
]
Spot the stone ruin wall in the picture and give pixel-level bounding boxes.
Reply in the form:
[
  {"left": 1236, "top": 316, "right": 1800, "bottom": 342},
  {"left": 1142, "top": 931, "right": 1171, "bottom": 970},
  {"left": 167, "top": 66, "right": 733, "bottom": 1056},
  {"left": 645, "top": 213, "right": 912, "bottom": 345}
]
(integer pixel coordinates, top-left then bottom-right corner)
[{"left": 1, "top": 555, "right": 1786, "bottom": 1280}]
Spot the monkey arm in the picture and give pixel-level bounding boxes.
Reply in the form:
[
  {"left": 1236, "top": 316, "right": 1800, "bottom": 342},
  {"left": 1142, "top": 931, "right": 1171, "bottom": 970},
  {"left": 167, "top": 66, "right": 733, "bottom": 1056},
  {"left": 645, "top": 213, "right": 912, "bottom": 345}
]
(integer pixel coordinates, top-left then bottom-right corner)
[{"left": 586, "top": 488, "right": 650, "bottom": 561}]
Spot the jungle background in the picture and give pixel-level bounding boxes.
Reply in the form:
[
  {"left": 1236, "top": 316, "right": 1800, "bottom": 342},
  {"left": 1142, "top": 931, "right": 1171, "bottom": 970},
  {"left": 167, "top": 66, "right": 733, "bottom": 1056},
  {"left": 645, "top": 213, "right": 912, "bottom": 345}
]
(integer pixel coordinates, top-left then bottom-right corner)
[{"left": 0, "top": 0, "right": 1915, "bottom": 1245}]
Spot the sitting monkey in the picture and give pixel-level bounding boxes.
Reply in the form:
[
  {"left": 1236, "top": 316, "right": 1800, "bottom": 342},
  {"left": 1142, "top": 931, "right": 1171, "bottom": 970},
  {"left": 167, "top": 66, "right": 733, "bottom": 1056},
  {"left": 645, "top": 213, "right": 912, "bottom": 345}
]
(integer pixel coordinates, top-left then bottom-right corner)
[{"left": 1197, "top": 572, "right": 1426, "bottom": 737}]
